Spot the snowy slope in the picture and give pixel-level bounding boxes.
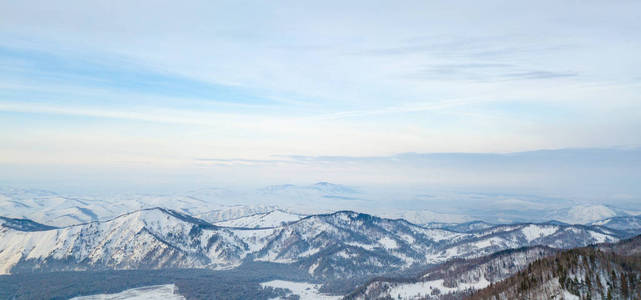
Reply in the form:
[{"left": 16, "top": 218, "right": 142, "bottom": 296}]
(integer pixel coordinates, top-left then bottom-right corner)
[
  {"left": 469, "top": 236, "right": 641, "bottom": 300},
  {"left": 347, "top": 246, "right": 556, "bottom": 300},
  {"left": 215, "top": 210, "right": 304, "bottom": 228},
  {"left": 421, "top": 223, "right": 620, "bottom": 265},
  {"left": 351, "top": 235, "right": 641, "bottom": 299},
  {"left": 196, "top": 205, "right": 280, "bottom": 223}
]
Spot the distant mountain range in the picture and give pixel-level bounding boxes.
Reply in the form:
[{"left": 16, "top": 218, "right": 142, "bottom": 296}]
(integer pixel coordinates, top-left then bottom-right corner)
[
  {"left": 2, "top": 198, "right": 641, "bottom": 300},
  {"left": 423, "top": 220, "right": 496, "bottom": 232},
  {"left": 2, "top": 186, "right": 639, "bottom": 228},
  {"left": 1, "top": 207, "right": 636, "bottom": 281},
  {"left": 2, "top": 186, "right": 641, "bottom": 299}
]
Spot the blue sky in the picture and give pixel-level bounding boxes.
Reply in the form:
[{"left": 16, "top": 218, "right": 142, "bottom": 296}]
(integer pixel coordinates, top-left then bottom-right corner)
[{"left": 1, "top": 1, "right": 640, "bottom": 200}]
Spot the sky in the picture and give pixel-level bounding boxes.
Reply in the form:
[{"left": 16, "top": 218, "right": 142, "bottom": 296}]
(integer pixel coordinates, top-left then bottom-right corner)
[{"left": 1, "top": 1, "right": 641, "bottom": 201}]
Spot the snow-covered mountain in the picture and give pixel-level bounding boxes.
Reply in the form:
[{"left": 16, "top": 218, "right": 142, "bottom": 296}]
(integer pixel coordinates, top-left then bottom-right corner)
[
  {"left": 252, "top": 211, "right": 468, "bottom": 280},
  {"left": 251, "top": 213, "right": 618, "bottom": 280},
  {"left": 0, "top": 208, "right": 628, "bottom": 281},
  {"left": 354, "top": 234, "right": 641, "bottom": 300},
  {"left": 469, "top": 235, "right": 641, "bottom": 300},
  {"left": 547, "top": 205, "right": 618, "bottom": 225},
  {"left": 0, "top": 208, "right": 279, "bottom": 274},
  {"left": 346, "top": 246, "right": 557, "bottom": 300},
  {"left": 422, "top": 222, "right": 622, "bottom": 266}
]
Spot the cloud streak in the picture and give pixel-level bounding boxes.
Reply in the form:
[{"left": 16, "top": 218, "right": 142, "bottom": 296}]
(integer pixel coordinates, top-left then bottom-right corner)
[
  {"left": 409, "top": 63, "right": 578, "bottom": 82},
  {"left": 0, "top": 45, "right": 272, "bottom": 105}
]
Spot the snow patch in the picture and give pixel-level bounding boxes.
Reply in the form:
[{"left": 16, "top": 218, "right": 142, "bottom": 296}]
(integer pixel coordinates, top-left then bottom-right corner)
[
  {"left": 308, "top": 261, "right": 320, "bottom": 275},
  {"left": 378, "top": 237, "right": 398, "bottom": 249},
  {"left": 589, "top": 230, "right": 614, "bottom": 243},
  {"left": 215, "top": 210, "right": 304, "bottom": 228},
  {"left": 70, "top": 284, "right": 185, "bottom": 300},
  {"left": 345, "top": 242, "right": 375, "bottom": 251},
  {"left": 521, "top": 225, "right": 558, "bottom": 243},
  {"left": 386, "top": 277, "right": 491, "bottom": 299},
  {"left": 261, "top": 280, "right": 341, "bottom": 300}
]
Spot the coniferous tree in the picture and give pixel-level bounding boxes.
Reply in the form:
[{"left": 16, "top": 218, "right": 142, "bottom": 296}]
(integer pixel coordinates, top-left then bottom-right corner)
[{"left": 621, "top": 272, "right": 629, "bottom": 298}]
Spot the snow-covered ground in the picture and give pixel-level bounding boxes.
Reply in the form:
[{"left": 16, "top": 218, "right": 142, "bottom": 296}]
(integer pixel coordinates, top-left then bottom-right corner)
[
  {"left": 559, "top": 290, "right": 580, "bottom": 300},
  {"left": 70, "top": 284, "right": 185, "bottom": 300},
  {"left": 385, "top": 277, "right": 491, "bottom": 299},
  {"left": 261, "top": 280, "right": 341, "bottom": 300}
]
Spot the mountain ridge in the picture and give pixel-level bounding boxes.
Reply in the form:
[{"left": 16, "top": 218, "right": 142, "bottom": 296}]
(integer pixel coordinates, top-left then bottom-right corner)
[{"left": 0, "top": 207, "right": 632, "bottom": 283}]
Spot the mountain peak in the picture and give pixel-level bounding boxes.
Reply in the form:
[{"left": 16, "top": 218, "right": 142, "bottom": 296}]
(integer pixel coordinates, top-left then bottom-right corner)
[{"left": 99, "top": 207, "right": 218, "bottom": 230}]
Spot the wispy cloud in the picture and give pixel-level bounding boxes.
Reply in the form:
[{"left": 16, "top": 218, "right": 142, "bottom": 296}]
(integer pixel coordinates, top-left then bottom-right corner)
[
  {"left": 353, "top": 35, "right": 581, "bottom": 83},
  {"left": 0, "top": 46, "right": 271, "bottom": 105},
  {"left": 0, "top": 101, "right": 279, "bottom": 129},
  {"left": 501, "top": 71, "right": 577, "bottom": 80},
  {"left": 308, "top": 97, "right": 482, "bottom": 120},
  {"left": 194, "top": 158, "right": 297, "bottom": 166},
  {"left": 0, "top": 101, "right": 209, "bottom": 125},
  {"left": 356, "top": 35, "right": 574, "bottom": 60},
  {"left": 407, "top": 62, "right": 577, "bottom": 82}
]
